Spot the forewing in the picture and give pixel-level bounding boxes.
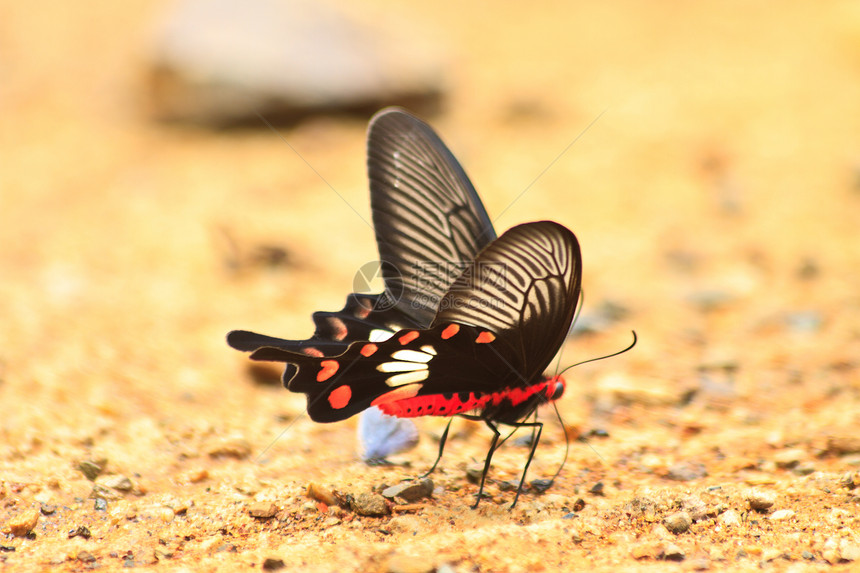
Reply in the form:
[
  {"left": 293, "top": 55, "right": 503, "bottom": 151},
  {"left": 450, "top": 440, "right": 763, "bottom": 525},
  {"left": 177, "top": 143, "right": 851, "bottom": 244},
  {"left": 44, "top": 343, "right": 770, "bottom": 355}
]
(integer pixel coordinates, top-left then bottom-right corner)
[
  {"left": 432, "top": 221, "right": 581, "bottom": 385},
  {"left": 368, "top": 108, "right": 497, "bottom": 325}
]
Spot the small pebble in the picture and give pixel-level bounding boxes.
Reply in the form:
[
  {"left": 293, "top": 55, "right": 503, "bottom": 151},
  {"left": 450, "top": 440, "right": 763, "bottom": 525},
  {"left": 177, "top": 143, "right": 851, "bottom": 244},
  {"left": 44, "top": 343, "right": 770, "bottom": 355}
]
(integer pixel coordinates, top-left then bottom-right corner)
[
  {"left": 663, "top": 511, "right": 692, "bottom": 534},
  {"left": 40, "top": 503, "right": 56, "bottom": 515},
  {"left": 262, "top": 557, "right": 286, "bottom": 570},
  {"left": 307, "top": 483, "right": 337, "bottom": 506},
  {"left": 465, "top": 464, "right": 484, "bottom": 484},
  {"left": 154, "top": 547, "right": 173, "bottom": 561},
  {"left": 792, "top": 463, "right": 816, "bottom": 476},
  {"left": 680, "top": 496, "right": 708, "bottom": 522},
  {"left": 745, "top": 489, "right": 776, "bottom": 511},
  {"left": 7, "top": 508, "right": 40, "bottom": 537},
  {"left": 94, "top": 498, "right": 108, "bottom": 512},
  {"left": 156, "top": 506, "right": 175, "bottom": 523},
  {"left": 497, "top": 480, "right": 521, "bottom": 492},
  {"left": 768, "top": 509, "right": 795, "bottom": 521},
  {"left": 530, "top": 478, "right": 553, "bottom": 494},
  {"left": 99, "top": 475, "right": 134, "bottom": 492},
  {"left": 248, "top": 502, "right": 278, "bottom": 519},
  {"left": 77, "top": 551, "right": 97, "bottom": 563},
  {"left": 68, "top": 525, "right": 92, "bottom": 539},
  {"left": 381, "top": 479, "right": 433, "bottom": 502},
  {"left": 351, "top": 492, "right": 390, "bottom": 517},
  {"left": 77, "top": 460, "right": 106, "bottom": 481},
  {"left": 588, "top": 481, "right": 605, "bottom": 496},
  {"left": 840, "top": 471, "right": 860, "bottom": 489},
  {"left": 718, "top": 509, "right": 741, "bottom": 526}
]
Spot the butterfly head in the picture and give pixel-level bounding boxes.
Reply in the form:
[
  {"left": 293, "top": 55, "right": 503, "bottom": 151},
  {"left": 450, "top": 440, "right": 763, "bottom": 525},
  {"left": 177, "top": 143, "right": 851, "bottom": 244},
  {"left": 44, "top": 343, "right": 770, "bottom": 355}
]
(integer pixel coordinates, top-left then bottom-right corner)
[{"left": 542, "top": 374, "right": 566, "bottom": 402}]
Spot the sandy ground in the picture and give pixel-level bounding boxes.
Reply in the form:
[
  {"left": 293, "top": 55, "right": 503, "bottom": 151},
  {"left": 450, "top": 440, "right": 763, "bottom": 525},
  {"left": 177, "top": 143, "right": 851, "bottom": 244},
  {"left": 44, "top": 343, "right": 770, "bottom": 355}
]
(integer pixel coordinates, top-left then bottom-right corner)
[{"left": 2, "top": 1, "right": 860, "bottom": 571}]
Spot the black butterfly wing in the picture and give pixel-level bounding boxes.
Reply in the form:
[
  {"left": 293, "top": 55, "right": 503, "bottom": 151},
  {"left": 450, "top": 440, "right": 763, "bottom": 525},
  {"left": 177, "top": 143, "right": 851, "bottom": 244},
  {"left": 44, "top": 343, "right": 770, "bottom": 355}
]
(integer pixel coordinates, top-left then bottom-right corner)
[
  {"left": 368, "top": 108, "right": 497, "bottom": 325},
  {"left": 251, "top": 222, "right": 581, "bottom": 423},
  {"left": 432, "top": 220, "right": 581, "bottom": 386},
  {"left": 227, "top": 108, "right": 495, "bottom": 357}
]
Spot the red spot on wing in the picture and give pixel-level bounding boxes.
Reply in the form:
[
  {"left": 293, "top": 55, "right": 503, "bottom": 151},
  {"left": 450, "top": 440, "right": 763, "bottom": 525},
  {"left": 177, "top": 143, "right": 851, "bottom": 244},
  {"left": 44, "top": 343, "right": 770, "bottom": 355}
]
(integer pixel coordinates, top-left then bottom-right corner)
[
  {"left": 302, "top": 347, "right": 324, "bottom": 358},
  {"left": 327, "top": 317, "right": 348, "bottom": 341},
  {"left": 354, "top": 299, "right": 372, "bottom": 319},
  {"left": 328, "top": 385, "right": 352, "bottom": 409},
  {"left": 475, "top": 331, "right": 496, "bottom": 344},
  {"left": 370, "top": 385, "right": 422, "bottom": 406},
  {"left": 441, "top": 324, "right": 460, "bottom": 339},
  {"left": 317, "top": 360, "right": 339, "bottom": 382},
  {"left": 360, "top": 343, "right": 378, "bottom": 357},
  {"left": 398, "top": 331, "right": 419, "bottom": 345}
]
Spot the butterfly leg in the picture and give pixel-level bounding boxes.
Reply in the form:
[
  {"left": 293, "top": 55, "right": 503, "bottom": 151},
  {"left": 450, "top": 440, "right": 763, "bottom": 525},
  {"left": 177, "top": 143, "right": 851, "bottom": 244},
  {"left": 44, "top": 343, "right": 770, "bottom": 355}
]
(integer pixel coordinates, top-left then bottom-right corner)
[
  {"left": 419, "top": 418, "right": 454, "bottom": 479},
  {"left": 507, "top": 420, "right": 544, "bottom": 509},
  {"left": 471, "top": 420, "right": 502, "bottom": 509}
]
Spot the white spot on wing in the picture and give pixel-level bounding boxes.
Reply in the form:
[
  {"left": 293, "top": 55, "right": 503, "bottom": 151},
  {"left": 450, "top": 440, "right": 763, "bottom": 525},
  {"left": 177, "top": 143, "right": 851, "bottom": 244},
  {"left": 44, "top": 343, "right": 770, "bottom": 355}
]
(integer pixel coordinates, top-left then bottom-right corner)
[
  {"left": 369, "top": 329, "right": 395, "bottom": 342},
  {"left": 385, "top": 370, "right": 430, "bottom": 386},
  {"left": 377, "top": 361, "right": 429, "bottom": 373},
  {"left": 391, "top": 349, "right": 433, "bottom": 363},
  {"left": 420, "top": 345, "right": 437, "bottom": 355}
]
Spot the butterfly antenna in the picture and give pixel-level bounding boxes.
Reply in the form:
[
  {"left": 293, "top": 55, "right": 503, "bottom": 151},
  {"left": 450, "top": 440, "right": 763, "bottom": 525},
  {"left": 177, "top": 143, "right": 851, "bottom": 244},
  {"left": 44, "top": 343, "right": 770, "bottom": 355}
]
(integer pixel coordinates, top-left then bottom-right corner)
[{"left": 557, "top": 330, "right": 637, "bottom": 378}]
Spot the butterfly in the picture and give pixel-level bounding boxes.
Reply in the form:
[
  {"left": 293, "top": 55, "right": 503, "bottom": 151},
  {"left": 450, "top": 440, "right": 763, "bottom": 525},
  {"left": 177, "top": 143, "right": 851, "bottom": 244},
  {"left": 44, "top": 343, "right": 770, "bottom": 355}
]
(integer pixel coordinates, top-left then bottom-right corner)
[
  {"left": 228, "top": 110, "right": 582, "bottom": 507},
  {"left": 229, "top": 108, "right": 497, "bottom": 462},
  {"left": 234, "top": 221, "right": 581, "bottom": 507}
]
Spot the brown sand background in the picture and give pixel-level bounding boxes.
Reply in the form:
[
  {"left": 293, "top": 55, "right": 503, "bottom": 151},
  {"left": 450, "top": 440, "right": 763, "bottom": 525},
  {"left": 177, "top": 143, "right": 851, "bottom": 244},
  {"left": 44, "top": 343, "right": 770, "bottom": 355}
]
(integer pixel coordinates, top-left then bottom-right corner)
[{"left": 2, "top": 1, "right": 860, "bottom": 571}]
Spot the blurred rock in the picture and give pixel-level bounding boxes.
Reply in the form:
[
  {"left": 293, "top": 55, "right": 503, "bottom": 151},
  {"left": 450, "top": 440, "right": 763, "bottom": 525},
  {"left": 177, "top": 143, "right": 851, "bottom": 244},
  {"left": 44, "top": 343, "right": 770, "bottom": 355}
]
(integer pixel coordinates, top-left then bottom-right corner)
[
  {"left": 146, "top": 0, "right": 446, "bottom": 126},
  {"left": 666, "top": 461, "right": 707, "bottom": 482},
  {"left": 783, "top": 311, "right": 822, "bottom": 333},
  {"left": 826, "top": 433, "right": 860, "bottom": 456}
]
